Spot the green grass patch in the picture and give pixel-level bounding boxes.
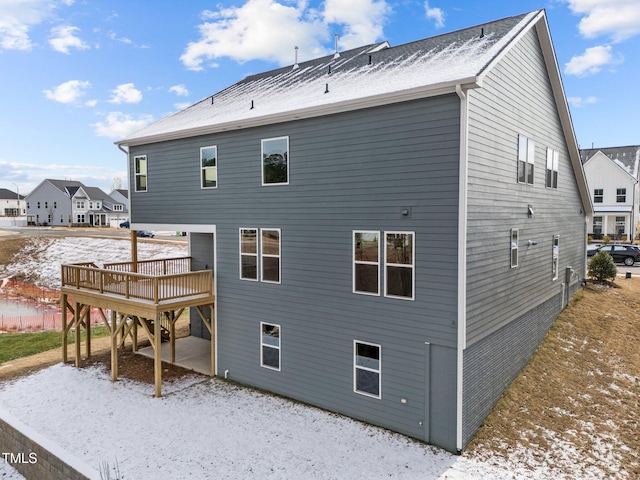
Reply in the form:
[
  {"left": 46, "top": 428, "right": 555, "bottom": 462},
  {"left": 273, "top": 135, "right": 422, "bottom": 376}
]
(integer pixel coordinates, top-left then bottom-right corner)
[{"left": 0, "top": 326, "right": 110, "bottom": 363}]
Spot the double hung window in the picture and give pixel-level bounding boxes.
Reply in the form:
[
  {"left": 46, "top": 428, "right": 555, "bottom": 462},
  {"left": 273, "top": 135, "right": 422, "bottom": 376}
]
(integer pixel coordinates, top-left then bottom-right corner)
[
  {"left": 354, "top": 341, "right": 381, "bottom": 398},
  {"left": 353, "top": 231, "right": 380, "bottom": 295},
  {"left": 593, "top": 189, "right": 603, "bottom": 203},
  {"left": 518, "top": 135, "right": 535, "bottom": 184},
  {"left": 239, "top": 228, "right": 281, "bottom": 283},
  {"left": 260, "top": 322, "right": 281, "bottom": 370},
  {"left": 201, "top": 146, "right": 218, "bottom": 189},
  {"left": 617, "top": 188, "right": 626, "bottom": 203},
  {"left": 385, "top": 232, "right": 414, "bottom": 299},
  {"left": 134, "top": 155, "right": 148, "bottom": 192},
  {"left": 546, "top": 148, "right": 558, "bottom": 189}
]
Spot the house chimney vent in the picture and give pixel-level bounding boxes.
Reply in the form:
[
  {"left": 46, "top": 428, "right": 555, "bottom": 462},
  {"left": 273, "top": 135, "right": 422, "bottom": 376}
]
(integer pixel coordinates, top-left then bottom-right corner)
[{"left": 334, "top": 33, "right": 340, "bottom": 59}]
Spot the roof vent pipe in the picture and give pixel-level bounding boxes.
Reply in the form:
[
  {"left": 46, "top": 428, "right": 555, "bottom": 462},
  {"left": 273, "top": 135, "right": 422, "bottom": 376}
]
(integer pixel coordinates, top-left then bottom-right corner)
[
  {"left": 250, "top": 100, "right": 254, "bottom": 110},
  {"left": 368, "top": 54, "right": 372, "bottom": 65},
  {"left": 293, "top": 46, "right": 299, "bottom": 69},
  {"left": 325, "top": 83, "right": 329, "bottom": 94},
  {"left": 333, "top": 33, "right": 340, "bottom": 59},
  {"left": 480, "top": 27, "right": 484, "bottom": 38},
  {"left": 328, "top": 65, "right": 331, "bottom": 74}
]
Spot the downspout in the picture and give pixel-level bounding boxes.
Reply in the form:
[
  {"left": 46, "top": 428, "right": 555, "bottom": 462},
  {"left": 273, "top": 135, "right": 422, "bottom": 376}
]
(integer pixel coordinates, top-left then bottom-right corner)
[
  {"left": 455, "top": 84, "right": 469, "bottom": 454},
  {"left": 117, "top": 144, "right": 137, "bottom": 270}
]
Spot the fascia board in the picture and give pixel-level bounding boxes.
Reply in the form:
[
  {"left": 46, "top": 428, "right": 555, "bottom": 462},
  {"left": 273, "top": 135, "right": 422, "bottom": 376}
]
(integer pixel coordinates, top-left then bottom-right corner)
[{"left": 116, "top": 78, "right": 479, "bottom": 148}]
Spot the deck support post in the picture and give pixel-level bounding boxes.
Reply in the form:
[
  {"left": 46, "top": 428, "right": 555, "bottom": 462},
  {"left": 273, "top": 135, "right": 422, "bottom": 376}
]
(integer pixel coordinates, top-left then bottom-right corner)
[
  {"left": 130, "top": 230, "right": 138, "bottom": 273},
  {"left": 85, "top": 305, "right": 91, "bottom": 358},
  {"left": 61, "top": 294, "right": 68, "bottom": 363},
  {"left": 111, "top": 310, "right": 118, "bottom": 382},
  {"left": 170, "top": 311, "right": 176, "bottom": 364},
  {"left": 154, "top": 314, "right": 162, "bottom": 397},
  {"left": 74, "top": 302, "right": 81, "bottom": 368}
]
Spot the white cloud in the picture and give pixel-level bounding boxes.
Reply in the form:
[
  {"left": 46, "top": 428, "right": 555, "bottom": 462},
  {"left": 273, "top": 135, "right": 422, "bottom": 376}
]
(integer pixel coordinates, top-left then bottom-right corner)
[
  {"left": 567, "top": 96, "right": 598, "bottom": 108},
  {"left": 169, "top": 84, "right": 189, "bottom": 96},
  {"left": 49, "top": 25, "right": 89, "bottom": 54},
  {"left": 564, "top": 45, "right": 622, "bottom": 76},
  {"left": 180, "top": 0, "right": 391, "bottom": 70},
  {"left": 324, "top": 0, "right": 391, "bottom": 49},
  {"left": 565, "top": 0, "right": 640, "bottom": 42},
  {"left": 174, "top": 102, "right": 192, "bottom": 111},
  {"left": 91, "top": 112, "right": 153, "bottom": 138},
  {"left": 109, "top": 83, "right": 143, "bottom": 104},
  {"left": 0, "top": 0, "right": 55, "bottom": 51},
  {"left": 424, "top": 1, "right": 445, "bottom": 29},
  {"left": 43, "top": 79, "right": 91, "bottom": 103}
]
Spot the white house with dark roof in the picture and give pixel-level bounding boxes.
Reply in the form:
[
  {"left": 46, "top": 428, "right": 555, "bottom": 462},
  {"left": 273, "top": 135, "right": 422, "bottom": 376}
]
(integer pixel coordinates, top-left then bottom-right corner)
[
  {"left": 581, "top": 146, "right": 640, "bottom": 241},
  {"left": 26, "top": 179, "right": 128, "bottom": 227},
  {"left": 108, "top": 10, "right": 592, "bottom": 452}
]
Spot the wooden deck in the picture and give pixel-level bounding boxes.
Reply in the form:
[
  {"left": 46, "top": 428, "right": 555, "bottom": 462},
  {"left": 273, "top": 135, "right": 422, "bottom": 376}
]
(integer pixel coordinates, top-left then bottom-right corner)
[{"left": 60, "top": 256, "right": 215, "bottom": 397}]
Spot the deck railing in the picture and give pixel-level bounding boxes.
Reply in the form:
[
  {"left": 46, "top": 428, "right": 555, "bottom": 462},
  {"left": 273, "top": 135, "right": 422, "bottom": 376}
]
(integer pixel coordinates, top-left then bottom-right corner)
[
  {"left": 61, "top": 261, "right": 213, "bottom": 305},
  {"left": 104, "top": 257, "right": 192, "bottom": 275}
]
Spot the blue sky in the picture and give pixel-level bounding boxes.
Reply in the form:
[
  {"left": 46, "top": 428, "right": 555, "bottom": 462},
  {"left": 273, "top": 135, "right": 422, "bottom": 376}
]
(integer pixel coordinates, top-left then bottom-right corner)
[{"left": 1, "top": 0, "right": 639, "bottom": 194}]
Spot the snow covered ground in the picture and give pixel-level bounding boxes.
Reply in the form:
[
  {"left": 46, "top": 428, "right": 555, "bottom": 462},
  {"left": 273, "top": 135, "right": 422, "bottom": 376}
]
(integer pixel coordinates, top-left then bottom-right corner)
[
  {"left": 0, "top": 363, "right": 555, "bottom": 480},
  {"left": 0, "top": 235, "right": 187, "bottom": 289},
  {"left": 0, "top": 236, "right": 604, "bottom": 479}
]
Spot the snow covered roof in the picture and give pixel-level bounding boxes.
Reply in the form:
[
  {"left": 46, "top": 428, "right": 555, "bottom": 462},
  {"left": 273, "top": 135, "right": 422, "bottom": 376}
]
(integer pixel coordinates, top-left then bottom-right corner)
[
  {"left": 118, "top": 10, "right": 539, "bottom": 146},
  {"left": 581, "top": 145, "right": 640, "bottom": 179}
]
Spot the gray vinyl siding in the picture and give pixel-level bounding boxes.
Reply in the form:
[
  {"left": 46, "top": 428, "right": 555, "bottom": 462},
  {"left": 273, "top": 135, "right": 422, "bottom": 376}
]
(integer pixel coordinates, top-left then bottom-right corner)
[
  {"left": 465, "top": 27, "right": 586, "bottom": 346},
  {"left": 130, "top": 96, "right": 462, "bottom": 451}
]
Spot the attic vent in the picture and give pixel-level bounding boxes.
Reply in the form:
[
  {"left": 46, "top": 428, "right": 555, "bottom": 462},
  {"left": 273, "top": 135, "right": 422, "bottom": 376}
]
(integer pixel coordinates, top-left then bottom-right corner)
[
  {"left": 293, "top": 46, "right": 299, "bottom": 70},
  {"left": 480, "top": 27, "right": 484, "bottom": 38},
  {"left": 333, "top": 33, "right": 340, "bottom": 59}
]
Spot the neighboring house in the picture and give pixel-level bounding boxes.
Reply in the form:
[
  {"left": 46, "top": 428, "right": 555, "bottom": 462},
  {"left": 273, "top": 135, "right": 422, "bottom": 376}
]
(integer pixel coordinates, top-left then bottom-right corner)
[
  {"left": 580, "top": 146, "right": 640, "bottom": 241},
  {"left": 108, "top": 189, "right": 129, "bottom": 226},
  {"left": 114, "top": 10, "right": 591, "bottom": 453},
  {"left": 0, "top": 188, "right": 25, "bottom": 216},
  {"left": 26, "top": 179, "right": 128, "bottom": 227}
]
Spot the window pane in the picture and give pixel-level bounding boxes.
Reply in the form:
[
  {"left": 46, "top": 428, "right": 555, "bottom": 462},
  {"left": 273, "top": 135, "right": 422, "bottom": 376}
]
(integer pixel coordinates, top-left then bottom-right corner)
[
  {"left": 201, "top": 147, "right": 217, "bottom": 167},
  {"left": 354, "top": 232, "right": 379, "bottom": 262},
  {"left": 518, "top": 160, "right": 526, "bottom": 183},
  {"left": 355, "top": 264, "right": 378, "bottom": 294},
  {"left": 386, "top": 266, "right": 413, "bottom": 297},
  {"left": 386, "top": 233, "right": 413, "bottom": 265},
  {"left": 135, "top": 157, "right": 147, "bottom": 174},
  {"left": 202, "top": 168, "right": 217, "bottom": 188},
  {"left": 241, "top": 229, "right": 257, "bottom": 254},
  {"left": 262, "top": 256, "right": 280, "bottom": 282},
  {"left": 262, "top": 230, "right": 280, "bottom": 255},
  {"left": 241, "top": 255, "right": 257, "bottom": 279},
  {"left": 262, "top": 137, "right": 288, "bottom": 184},
  {"left": 262, "top": 324, "right": 280, "bottom": 346},
  {"left": 526, "top": 162, "right": 534, "bottom": 185},
  {"left": 355, "top": 369, "right": 379, "bottom": 396},
  {"left": 356, "top": 343, "right": 379, "bottom": 366},
  {"left": 136, "top": 175, "right": 147, "bottom": 191},
  {"left": 262, "top": 346, "right": 280, "bottom": 369}
]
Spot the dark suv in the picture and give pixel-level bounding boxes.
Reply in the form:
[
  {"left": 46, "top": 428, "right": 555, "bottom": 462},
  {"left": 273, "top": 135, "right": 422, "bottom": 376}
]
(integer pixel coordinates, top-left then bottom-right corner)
[{"left": 593, "top": 244, "right": 640, "bottom": 266}]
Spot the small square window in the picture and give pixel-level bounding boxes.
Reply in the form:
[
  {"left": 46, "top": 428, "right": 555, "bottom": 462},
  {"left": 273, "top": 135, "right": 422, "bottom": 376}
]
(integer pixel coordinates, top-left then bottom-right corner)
[
  {"left": 262, "top": 137, "right": 289, "bottom": 185},
  {"left": 593, "top": 189, "right": 603, "bottom": 203},
  {"left": 617, "top": 188, "right": 626, "bottom": 203},
  {"left": 354, "top": 341, "right": 381, "bottom": 398},
  {"left": 261, "top": 322, "right": 281, "bottom": 371}
]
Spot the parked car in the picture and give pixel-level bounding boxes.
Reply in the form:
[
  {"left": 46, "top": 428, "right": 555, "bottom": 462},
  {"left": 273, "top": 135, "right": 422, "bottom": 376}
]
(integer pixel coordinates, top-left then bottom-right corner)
[
  {"left": 589, "top": 244, "right": 640, "bottom": 266},
  {"left": 136, "top": 230, "right": 154, "bottom": 238},
  {"left": 119, "top": 221, "right": 130, "bottom": 228}
]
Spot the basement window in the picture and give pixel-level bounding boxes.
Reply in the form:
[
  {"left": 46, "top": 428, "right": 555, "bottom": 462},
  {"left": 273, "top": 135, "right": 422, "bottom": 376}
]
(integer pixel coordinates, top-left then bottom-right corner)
[
  {"left": 354, "top": 341, "right": 381, "bottom": 398},
  {"left": 261, "top": 322, "right": 281, "bottom": 371}
]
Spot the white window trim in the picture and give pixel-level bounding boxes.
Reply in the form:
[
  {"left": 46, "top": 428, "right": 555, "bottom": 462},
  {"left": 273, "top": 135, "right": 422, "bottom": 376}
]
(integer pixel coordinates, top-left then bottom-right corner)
[
  {"left": 552, "top": 235, "right": 559, "bottom": 281},
  {"left": 200, "top": 145, "right": 218, "bottom": 190},
  {"left": 239, "top": 228, "right": 259, "bottom": 281},
  {"left": 260, "top": 228, "right": 281, "bottom": 284},
  {"left": 511, "top": 228, "right": 519, "bottom": 268},
  {"left": 353, "top": 340, "right": 381, "bottom": 399},
  {"left": 546, "top": 147, "right": 558, "bottom": 189},
  {"left": 353, "top": 230, "right": 380, "bottom": 296},
  {"left": 518, "top": 134, "right": 535, "bottom": 185},
  {"left": 384, "top": 231, "right": 415, "bottom": 301},
  {"left": 260, "top": 322, "right": 281, "bottom": 371},
  {"left": 134, "top": 155, "right": 148, "bottom": 193},
  {"left": 261, "top": 136, "right": 289, "bottom": 186}
]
